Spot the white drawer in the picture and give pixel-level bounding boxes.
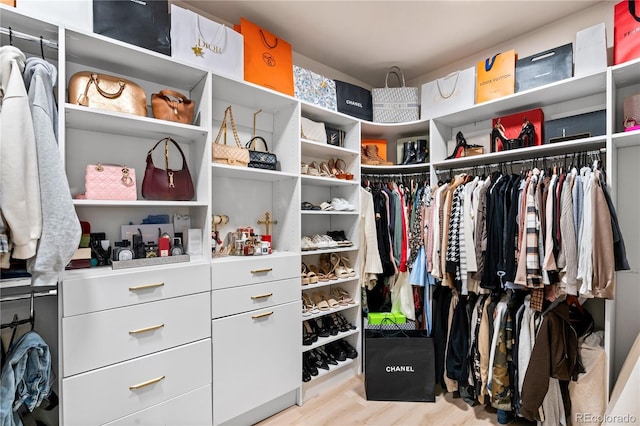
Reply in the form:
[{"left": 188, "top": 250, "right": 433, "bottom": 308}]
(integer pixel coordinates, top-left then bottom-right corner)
[
  {"left": 63, "top": 292, "right": 210, "bottom": 377},
  {"left": 211, "top": 277, "right": 299, "bottom": 319},
  {"left": 211, "top": 253, "right": 299, "bottom": 290},
  {"left": 212, "top": 301, "right": 300, "bottom": 425},
  {"left": 63, "top": 262, "right": 210, "bottom": 317},
  {"left": 104, "top": 384, "right": 212, "bottom": 426},
  {"left": 63, "top": 339, "right": 211, "bottom": 426}
]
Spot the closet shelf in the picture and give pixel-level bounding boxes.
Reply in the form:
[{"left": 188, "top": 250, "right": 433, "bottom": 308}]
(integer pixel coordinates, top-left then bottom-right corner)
[
  {"left": 361, "top": 118, "right": 429, "bottom": 141},
  {"left": 72, "top": 200, "right": 209, "bottom": 207},
  {"left": 63, "top": 256, "right": 211, "bottom": 280},
  {"left": 301, "top": 246, "right": 359, "bottom": 256},
  {"left": 302, "top": 328, "right": 359, "bottom": 352},
  {"left": 0, "top": 277, "right": 33, "bottom": 290},
  {"left": 211, "top": 163, "right": 298, "bottom": 181},
  {"left": 212, "top": 74, "right": 297, "bottom": 111},
  {"left": 301, "top": 275, "right": 360, "bottom": 291},
  {"left": 301, "top": 175, "right": 359, "bottom": 187},
  {"left": 301, "top": 139, "right": 359, "bottom": 157},
  {"left": 300, "top": 102, "right": 361, "bottom": 127},
  {"left": 431, "top": 136, "right": 606, "bottom": 170},
  {"left": 612, "top": 131, "right": 640, "bottom": 149},
  {"left": 301, "top": 302, "right": 360, "bottom": 321},
  {"left": 361, "top": 163, "right": 430, "bottom": 173},
  {"left": 64, "top": 104, "right": 208, "bottom": 140},
  {"left": 611, "top": 56, "right": 640, "bottom": 86},
  {"left": 301, "top": 211, "right": 359, "bottom": 216},
  {"left": 210, "top": 251, "right": 299, "bottom": 265},
  {"left": 304, "top": 357, "right": 356, "bottom": 383}
]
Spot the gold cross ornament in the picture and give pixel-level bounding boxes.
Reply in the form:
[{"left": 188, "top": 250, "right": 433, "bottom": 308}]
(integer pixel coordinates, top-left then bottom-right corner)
[{"left": 257, "top": 211, "right": 278, "bottom": 236}]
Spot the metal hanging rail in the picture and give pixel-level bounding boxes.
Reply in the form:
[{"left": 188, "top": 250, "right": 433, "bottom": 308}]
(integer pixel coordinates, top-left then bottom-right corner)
[{"left": 0, "top": 26, "right": 58, "bottom": 50}]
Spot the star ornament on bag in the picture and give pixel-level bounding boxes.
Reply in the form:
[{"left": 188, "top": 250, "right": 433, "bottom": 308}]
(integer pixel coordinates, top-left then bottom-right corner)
[
  {"left": 192, "top": 45, "right": 204, "bottom": 57},
  {"left": 262, "top": 52, "right": 276, "bottom": 67}
]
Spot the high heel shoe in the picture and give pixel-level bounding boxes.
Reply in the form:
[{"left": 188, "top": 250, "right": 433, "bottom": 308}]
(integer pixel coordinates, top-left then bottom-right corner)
[
  {"left": 517, "top": 118, "right": 535, "bottom": 148},
  {"left": 491, "top": 120, "right": 512, "bottom": 152},
  {"left": 339, "top": 255, "right": 356, "bottom": 277},
  {"left": 446, "top": 131, "right": 468, "bottom": 159}
]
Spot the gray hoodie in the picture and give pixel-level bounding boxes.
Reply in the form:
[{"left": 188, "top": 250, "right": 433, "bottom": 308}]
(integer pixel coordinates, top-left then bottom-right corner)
[{"left": 23, "top": 57, "right": 81, "bottom": 286}]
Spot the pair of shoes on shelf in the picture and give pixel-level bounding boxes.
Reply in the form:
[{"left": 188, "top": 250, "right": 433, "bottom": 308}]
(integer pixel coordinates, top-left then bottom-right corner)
[
  {"left": 301, "top": 262, "right": 319, "bottom": 285},
  {"left": 302, "top": 293, "right": 320, "bottom": 316},
  {"left": 304, "top": 348, "right": 329, "bottom": 372},
  {"left": 330, "top": 198, "right": 354, "bottom": 211},
  {"left": 330, "top": 286, "right": 356, "bottom": 306},
  {"left": 328, "top": 158, "right": 354, "bottom": 180},
  {"left": 301, "top": 234, "right": 344, "bottom": 251},
  {"left": 332, "top": 312, "right": 357, "bottom": 331},
  {"left": 311, "top": 290, "right": 341, "bottom": 310},
  {"left": 326, "top": 230, "right": 353, "bottom": 247},
  {"left": 301, "top": 201, "right": 321, "bottom": 210},
  {"left": 303, "top": 320, "right": 319, "bottom": 345},
  {"left": 361, "top": 144, "right": 393, "bottom": 165},
  {"left": 330, "top": 253, "right": 356, "bottom": 279}
]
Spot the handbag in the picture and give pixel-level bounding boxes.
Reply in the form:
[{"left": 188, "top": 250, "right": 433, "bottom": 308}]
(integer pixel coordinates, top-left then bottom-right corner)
[
  {"left": 212, "top": 106, "right": 250, "bottom": 167},
  {"left": 614, "top": 0, "right": 640, "bottom": 65},
  {"left": 151, "top": 89, "right": 196, "bottom": 125},
  {"left": 245, "top": 136, "right": 277, "bottom": 170},
  {"left": 293, "top": 65, "right": 337, "bottom": 110},
  {"left": 170, "top": 4, "right": 244, "bottom": 80},
  {"left": 141, "top": 137, "right": 195, "bottom": 201},
  {"left": 623, "top": 93, "right": 640, "bottom": 130},
  {"left": 300, "top": 117, "right": 327, "bottom": 143},
  {"left": 372, "top": 66, "right": 419, "bottom": 123},
  {"left": 84, "top": 163, "right": 137, "bottom": 201},
  {"left": 364, "top": 328, "right": 436, "bottom": 402},
  {"left": 68, "top": 71, "right": 147, "bottom": 117},
  {"left": 93, "top": 0, "right": 170, "bottom": 55},
  {"left": 476, "top": 50, "right": 516, "bottom": 103},
  {"left": 325, "top": 127, "right": 345, "bottom": 147},
  {"left": 236, "top": 17, "right": 294, "bottom": 96}
]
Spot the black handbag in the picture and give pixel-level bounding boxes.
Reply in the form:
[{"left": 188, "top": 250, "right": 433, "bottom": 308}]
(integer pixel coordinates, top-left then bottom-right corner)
[
  {"left": 245, "top": 136, "right": 277, "bottom": 170},
  {"left": 335, "top": 80, "right": 373, "bottom": 121},
  {"left": 325, "top": 127, "right": 345, "bottom": 147}
]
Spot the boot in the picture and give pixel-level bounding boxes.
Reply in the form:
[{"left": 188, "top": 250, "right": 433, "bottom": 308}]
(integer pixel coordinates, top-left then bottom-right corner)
[
  {"left": 415, "top": 139, "right": 428, "bottom": 163},
  {"left": 401, "top": 141, "right": 416, "bottom": 165},
  {"left": 361, "top": 145, "right": 379, "bottom": 165},
  {"left": 366, "top": 144, "right": 392, "bottom": 165}
]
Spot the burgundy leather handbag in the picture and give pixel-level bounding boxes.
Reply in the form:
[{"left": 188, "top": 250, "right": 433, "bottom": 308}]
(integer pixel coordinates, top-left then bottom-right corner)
[{"left": 141, "top": 137, "right": 195, "bottom": 201}]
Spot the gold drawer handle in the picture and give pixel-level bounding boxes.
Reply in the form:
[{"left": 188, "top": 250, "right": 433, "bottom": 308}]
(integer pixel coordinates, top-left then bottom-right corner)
[
  {"left": 250, "top": 268, "right": 272, "bottom": 274},
  {"left": 251, "top": 311, "right": 273, "bottom": 319},
  {"left": 129, "top": 282, "right": 165, "bottom": 291},
  {"left": 129, "top": 375, "right": 165, "bottom": 390},
  {"left": 251, "top": 293, "right": 273, "bottom": 300},
  {"left": 129, "top": 323, "right": 165, "bottom": 335}
]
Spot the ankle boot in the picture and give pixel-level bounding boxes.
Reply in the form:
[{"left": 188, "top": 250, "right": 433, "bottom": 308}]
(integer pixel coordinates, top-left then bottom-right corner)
[
  {"left": 401, "top": 141, "right": 416, "bottom": 165},
  {"left": 361, "top": 145, "right": 379, "bottom": 165},
  {"left": 415, "top": 139, "right": 428, "bottom": 163},
  {"left": 366, "top": 144, "right": 392, "bottom": 165}
]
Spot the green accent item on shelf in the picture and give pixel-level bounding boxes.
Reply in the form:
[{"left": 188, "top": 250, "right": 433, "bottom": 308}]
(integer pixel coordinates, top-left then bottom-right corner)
[{"left": 367, "top": 312, "right": 406, "bottom": 325}]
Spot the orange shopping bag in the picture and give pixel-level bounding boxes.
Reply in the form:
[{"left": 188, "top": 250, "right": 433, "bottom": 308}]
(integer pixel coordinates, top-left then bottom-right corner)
[
  {"left": 237, "top": 17, "right": 294, "bottom": 96},
  {"left": 476, "top": 50, "right": 516, "bottom": 104}
]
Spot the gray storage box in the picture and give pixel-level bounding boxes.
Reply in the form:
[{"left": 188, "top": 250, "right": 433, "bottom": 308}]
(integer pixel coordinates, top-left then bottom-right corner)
[{"left": 545, "top": 110, "right": 606, "bottom": 143}]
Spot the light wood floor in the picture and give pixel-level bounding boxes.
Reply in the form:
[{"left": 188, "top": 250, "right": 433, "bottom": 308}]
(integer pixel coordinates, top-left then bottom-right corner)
[{"left": 257, "top": 375, "right": 534, "bottom": 426}]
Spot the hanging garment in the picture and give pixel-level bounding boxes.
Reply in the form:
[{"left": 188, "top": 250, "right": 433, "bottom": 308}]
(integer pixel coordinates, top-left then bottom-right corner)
[
  {"left": 591, "top": 170, "right": 615, "bottom": 299},
  {"left": 559, "top": 171, "right": 578, "bottom": 294},
  {"left": 0, "top": 46, "right": 42, "bottom": 261},
  {"left": 577, "top": 168, "right": 593, "bottom": 297},
  {"left": 23, "top": 57, "right": 81, "bottom": 286},
  {"left": 598, "top": 177, "right": 630, "bottom": 271},
  {"left": 359, "top": 187, "right": 383, "bottom": 290},
  {"left": 472, "top": 177, "right": 491, "bottom": 282}
]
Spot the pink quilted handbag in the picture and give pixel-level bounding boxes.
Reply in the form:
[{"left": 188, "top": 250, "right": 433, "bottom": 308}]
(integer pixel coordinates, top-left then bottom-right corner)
[{"left": 84, "top": 163, "right": 137, "bottom": 200}]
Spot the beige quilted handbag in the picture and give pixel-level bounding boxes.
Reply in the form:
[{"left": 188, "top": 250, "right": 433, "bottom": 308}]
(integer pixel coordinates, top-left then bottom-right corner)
[{"left": 212, "top": 106, "right": 250, "bottom": 167}]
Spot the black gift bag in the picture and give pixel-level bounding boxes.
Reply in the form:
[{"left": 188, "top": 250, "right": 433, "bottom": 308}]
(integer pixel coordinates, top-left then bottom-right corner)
[
  {"left": 93, "top": 0, "right": 171, "bottom": 55},
  {"left": 364, "top": 328, "right": 436, "bottom": 402},
  {"left": 335, "top": 80, "right": 373, "bottom": 121}
]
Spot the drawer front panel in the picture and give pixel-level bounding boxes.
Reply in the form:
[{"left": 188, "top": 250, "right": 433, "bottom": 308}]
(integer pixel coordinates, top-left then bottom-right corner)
[
  {"left": 63, "top": 292, "right": 210, "bottom": 376},
  {"left": 211, "top": 277, "right": 299, "bottom": 319},
  {"left": 212, "top": 301, "right": 300, "bottom": 425},
  {"left": 211, "top": 254, "right": 299, "bottom": 290},
  {"left": 104, "top": 384, "right": 212, "bottom": 426},
  {"left": 63, "top": 339, "right": 211, "bottom": 426},
  {"left": 63, "top": 263, "right": 210, "bottom": 317}
]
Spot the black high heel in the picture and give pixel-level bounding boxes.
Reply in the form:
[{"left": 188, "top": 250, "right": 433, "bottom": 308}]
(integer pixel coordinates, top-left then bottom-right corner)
[
  {"left": 446, "top": 131, "right": 468, "bottom": 159},
  {"left": 491, "top": 120, "right": 513, "bottom": 152},
  {"left": 517, "top": 118, "right": 535, "bottom": 147}
]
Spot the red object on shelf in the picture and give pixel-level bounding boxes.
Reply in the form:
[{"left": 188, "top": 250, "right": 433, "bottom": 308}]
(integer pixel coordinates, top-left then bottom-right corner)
[{"left": 491, "top": 108, "right": 544, "bottom": 151}]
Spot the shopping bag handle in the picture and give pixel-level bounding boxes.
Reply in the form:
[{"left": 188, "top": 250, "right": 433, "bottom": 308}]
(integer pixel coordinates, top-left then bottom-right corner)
[
  {"left": 630, "top": 0, "right": 640, "bottom": 23},
  {"left": 384, "top": 65, "right": 407, "bottom": 88}
]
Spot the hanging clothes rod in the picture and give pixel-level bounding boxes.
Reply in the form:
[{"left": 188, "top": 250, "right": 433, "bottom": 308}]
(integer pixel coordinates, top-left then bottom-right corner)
[
  {"left": 0, "top": 26, "right": 58, "bottom": 49},
  {"left": 0, "top": 289, "right": 57, "bottom": 303},
  {"left": 435, "top": 148, "right": 606, "bottom": 175},
  {"left": 362, "top": 171, "right": 430, "bottom": 180}
]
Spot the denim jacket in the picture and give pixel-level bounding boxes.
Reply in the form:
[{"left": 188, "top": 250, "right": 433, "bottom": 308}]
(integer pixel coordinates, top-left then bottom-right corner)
[{"left": 0, "top": 331, "right": 51, "bottom": 426}]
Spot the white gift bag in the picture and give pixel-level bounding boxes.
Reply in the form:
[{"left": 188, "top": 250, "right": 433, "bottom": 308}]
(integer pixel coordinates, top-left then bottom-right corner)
[
  {"left": 420, "top": 66, "right": 475, "bottom": 120},
  {"left": 170, "top": 4, "right": 243, "bottom": 80},
  {"left": 575, "top": 23, "right": 607, "bottom": 77}
]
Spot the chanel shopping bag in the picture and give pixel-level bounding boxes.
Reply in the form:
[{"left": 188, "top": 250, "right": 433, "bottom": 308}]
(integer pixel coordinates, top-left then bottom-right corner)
[{"left": 364, "top": 328, "right": 435, "bottom": 402}]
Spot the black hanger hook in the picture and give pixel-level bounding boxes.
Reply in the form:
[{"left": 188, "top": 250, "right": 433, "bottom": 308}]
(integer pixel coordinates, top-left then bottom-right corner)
[
  {"left": 40, "top": 36, "right": 45, "bottom": 59},
  {"left": 9, "top": 27, "right": 13, "bottom": 45}
]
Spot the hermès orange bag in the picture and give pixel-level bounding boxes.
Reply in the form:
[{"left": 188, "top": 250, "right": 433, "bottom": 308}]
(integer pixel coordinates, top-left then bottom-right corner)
[
  {"left": 236, "top": 18, "right": 294, "bottom": 96},
  {"left": 476, "top": 50, "right": 516, "bottom": 104}
]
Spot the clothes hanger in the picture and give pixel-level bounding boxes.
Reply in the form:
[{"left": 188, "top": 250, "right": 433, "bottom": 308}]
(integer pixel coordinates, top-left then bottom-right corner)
[{"left": 40, "top": 36, "right": 45, "bottom": 59}]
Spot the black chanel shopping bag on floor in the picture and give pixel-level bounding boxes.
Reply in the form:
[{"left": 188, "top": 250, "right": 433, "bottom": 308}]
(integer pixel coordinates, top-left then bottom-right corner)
[{"left": 364, "top": 328, "right": 435, "bottom": 402}]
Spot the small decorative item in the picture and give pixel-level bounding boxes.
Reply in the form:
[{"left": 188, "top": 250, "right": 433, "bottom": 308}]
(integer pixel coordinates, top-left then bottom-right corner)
[{"left": 257, "top": 212, "right": 277, "bottom": 251}]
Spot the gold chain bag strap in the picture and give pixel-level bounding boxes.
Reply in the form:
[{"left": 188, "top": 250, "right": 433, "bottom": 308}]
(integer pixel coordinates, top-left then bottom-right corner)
[
  {"left": 212, "top": 106, "right": 250, "bottom": 167},
  {"left": 68, "top": 71, "right": 147, "bottom": 117},
  {"left": 151, "top": 89, "right": 196, "bottom": 124}
]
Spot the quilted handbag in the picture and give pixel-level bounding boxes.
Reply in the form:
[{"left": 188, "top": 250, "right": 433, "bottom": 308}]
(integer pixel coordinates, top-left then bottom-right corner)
[
  {"left": 151, "top": 89, "right": 196, "bottom": 124},
  {"left": 245, "top": 136, "right": 277, "bottom": 170},
  {"left": 68, "top": 71, "right": 147, "bottom": 117},
  {"left": 212, "top": 106, "right": 250, "bottom": 167},
  {"left": 300, "top": 117, "right": 327, "bottom": 143},
  {"left": 84, "top": 163, "right": 137, "bottom": 200},
  {"left": 372, "top": 66, "right": 419, "bottom": 123}
]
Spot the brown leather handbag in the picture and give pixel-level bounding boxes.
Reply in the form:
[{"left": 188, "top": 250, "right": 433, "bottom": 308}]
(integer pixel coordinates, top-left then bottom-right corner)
[
  {"left": 68, "top": 71, "right": 147, "bottom": 117},
  {"left": 151, "top": 89, "right": 196, "bottom": 124},
  {"left": 141, "top": 137, "right": 195, "bottom": 201}
]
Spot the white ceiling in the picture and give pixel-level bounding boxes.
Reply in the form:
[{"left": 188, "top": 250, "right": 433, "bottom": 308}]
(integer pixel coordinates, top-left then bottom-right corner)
[{"left": 182, "top": 1, "right": 602, "bottom": 87}]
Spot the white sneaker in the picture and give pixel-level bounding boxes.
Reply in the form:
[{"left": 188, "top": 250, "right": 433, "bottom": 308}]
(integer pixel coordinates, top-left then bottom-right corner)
[{"left": 331, "top": 198, "right": 354, "bottom": 211}]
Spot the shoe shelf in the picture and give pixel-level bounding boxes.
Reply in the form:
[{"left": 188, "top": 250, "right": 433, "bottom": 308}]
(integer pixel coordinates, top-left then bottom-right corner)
[
  {"left": 306, "top": 357, "right": 357, "bottom": 383},
  {"left": 211, "top": 163, "right": 299, "bottom": 181},
  {"left": 612, "top": 130, "right": 640, "bottom": 149},
  {"left": 430, "top": 135, "right": 607, "bottom": 171},
  {"left": 300, "top": 175, "right": 359, "bottom": 187},
  {"left": 302, "top": 328, "right": 359, "bottom": 352},
  {"left": 301, "top": 302, "right": 360, "bottom": 321},
  {"left": 72, "top": 200, "right": 209, "bottom": 207},
  {"left": 301, "top": 210, "right": 359, "bottom": 216},
  {"left": 361, "top": 162, "right": 430, "bottom": 173},
  {"left": 301, "top": 139, "right": 360, "bottom": 157},
  {"left": 301, "top": 275, "right": 359, "bottom": 291},
  {"left": 301, "top": 246, "right": 359, "bottom": 255}
]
